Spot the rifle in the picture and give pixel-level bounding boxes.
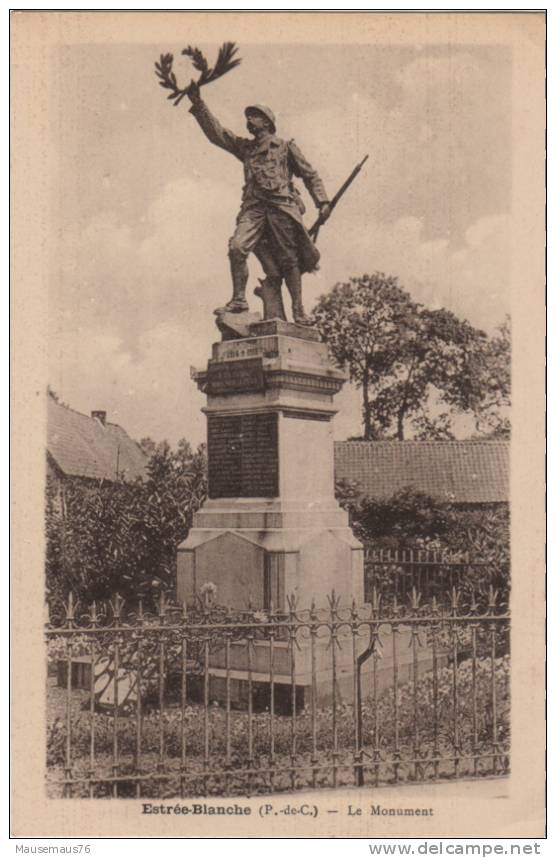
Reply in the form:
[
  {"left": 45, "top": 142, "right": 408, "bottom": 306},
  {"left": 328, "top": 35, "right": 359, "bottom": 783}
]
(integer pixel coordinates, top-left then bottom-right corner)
[{"left": 308, "top": 154, "right": 369, "bottom": 243}]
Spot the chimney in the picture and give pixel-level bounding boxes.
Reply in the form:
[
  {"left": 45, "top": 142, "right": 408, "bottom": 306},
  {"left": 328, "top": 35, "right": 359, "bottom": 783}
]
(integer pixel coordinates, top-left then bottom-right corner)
[{"left": 91, "top": 410, "right": 107, "bottom": 426}]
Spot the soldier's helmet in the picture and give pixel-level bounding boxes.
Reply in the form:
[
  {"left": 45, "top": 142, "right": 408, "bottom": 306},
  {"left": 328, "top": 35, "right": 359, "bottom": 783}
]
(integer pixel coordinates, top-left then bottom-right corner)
[{"left": 244, "top": 104, "right": 276, "bottom": 134}]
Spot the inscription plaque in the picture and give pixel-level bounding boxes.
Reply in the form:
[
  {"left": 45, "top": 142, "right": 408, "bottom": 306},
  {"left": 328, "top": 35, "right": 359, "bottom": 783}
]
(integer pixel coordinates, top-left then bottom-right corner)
[
  {"left": 207, "top": 412, "right": 279, "bottom": 498},
  {"left": 207, "top": 358, "right": 265, "bottom": 395}
]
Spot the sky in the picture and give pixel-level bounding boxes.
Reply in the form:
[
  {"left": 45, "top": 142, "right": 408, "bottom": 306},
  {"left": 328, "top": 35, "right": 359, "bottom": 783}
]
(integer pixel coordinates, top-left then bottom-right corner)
[{"left": 47, "top": 42, "right": 512, "bottom": 445}]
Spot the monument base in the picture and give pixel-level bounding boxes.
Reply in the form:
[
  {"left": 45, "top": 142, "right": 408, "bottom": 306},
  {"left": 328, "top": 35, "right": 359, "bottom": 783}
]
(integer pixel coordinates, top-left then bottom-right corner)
[
  {"left": 177, "top": 497, "right": 364, "bottom": 610},
  {"left": 178, "top": 320, "right": 366, "bottom": 705},
  {"left": 174, "top": 625, "right": 444, "bottom": 710}
]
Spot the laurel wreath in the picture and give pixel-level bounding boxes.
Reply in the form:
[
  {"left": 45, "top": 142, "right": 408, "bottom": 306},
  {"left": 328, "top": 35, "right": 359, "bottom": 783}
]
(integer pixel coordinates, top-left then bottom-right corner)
[{"left": 154, "top": 42, "right": 242, "bottom": 107}]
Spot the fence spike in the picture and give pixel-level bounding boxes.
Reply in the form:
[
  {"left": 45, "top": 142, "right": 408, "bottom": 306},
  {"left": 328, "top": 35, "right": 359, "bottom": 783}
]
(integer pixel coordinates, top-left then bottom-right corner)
[
  {"left": 112, "top": 591, "right": 124, "bottom": 619},
  {"left": 327, "top": 590, "right": 340, "bottom": 611},
  {"left": 158, "top": 588, "right": 166, "bottom": 617},
  {"left": 66, "top": 591, "right": 76, "bottom": 622},
  {"left": 488, "top": 585, "right": 498, "bottom": 610}
]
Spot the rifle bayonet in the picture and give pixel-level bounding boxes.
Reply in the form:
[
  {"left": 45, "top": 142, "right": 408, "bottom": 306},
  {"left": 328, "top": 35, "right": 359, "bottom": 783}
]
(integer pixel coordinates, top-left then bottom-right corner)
[{"left": 309, "top": 154, "right": 369, "bottom": 242}]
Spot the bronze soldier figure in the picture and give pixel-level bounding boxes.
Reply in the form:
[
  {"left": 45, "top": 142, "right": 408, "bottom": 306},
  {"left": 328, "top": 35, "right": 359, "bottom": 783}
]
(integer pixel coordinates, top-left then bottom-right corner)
[{"left": 187, "top": 82, "right": 331, "bottom": 324}]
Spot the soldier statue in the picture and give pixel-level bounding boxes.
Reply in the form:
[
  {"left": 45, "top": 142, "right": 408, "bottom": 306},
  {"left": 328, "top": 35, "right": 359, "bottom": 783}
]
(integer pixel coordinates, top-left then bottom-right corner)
[{"left": 187, "top": 81, "right": 331, "bottom": 325}]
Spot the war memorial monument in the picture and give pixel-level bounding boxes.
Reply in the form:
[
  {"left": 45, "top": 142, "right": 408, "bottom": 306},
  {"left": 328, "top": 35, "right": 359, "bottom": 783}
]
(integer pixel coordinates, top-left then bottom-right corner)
[{"left": 152, "top": 44, "right": 366, "bottom": 703}]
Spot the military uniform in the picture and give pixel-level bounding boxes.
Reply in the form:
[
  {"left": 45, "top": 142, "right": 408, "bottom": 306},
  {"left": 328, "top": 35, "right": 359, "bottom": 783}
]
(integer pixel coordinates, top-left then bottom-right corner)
[{"left": 189, "top": 97, "right": 329, "bottom": 320}]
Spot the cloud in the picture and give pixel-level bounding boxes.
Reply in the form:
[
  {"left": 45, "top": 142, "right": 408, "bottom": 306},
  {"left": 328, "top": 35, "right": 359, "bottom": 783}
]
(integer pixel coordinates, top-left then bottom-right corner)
[
  {"left": 50, "top": 173, "right": 242, "bottom": 347},
  {"left": 305, "top": 212, "right": 510, "bottom": 332},
  {"left": 49, "top": 322, "right": 207, "bottom": 446}
]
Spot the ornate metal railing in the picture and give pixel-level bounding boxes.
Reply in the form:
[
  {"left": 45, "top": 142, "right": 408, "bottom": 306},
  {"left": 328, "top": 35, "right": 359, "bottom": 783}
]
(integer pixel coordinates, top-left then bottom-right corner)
[
  {"left": 364, "top": 547, "right": 507, "bottom": 602},
  {"left": 45, "top": 588, "right": 510, "bottom": 798}
]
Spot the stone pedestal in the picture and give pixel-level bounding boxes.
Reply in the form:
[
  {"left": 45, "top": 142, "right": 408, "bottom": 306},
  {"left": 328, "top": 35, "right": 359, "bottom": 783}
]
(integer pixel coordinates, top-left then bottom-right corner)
[{"left": 177, "top": 319, "right": 364, "bottom": 612}]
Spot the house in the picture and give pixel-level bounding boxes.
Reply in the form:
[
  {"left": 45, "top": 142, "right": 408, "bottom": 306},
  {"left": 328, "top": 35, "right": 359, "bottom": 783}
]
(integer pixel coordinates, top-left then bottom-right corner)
[
  {"left": 333, "top": 439, "right": 509, "bottom": 507},
  {"left": 47, "top": 395, "right": 148, "bottom": 489}
]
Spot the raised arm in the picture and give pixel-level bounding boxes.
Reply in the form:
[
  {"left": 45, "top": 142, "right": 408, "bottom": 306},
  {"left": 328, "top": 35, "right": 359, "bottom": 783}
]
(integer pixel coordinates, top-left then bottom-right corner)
[
  {"left": 188, "top": 83, "right": 245, "bottom": 161},
  {"left": 288, "top": 141, "right": 330, "bottom": 209}
]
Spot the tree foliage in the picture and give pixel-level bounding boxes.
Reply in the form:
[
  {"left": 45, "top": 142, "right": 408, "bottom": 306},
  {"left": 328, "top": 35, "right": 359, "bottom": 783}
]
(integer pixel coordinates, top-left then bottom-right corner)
[
  {"left": 471, "top": 317, "right": 511, "bottom": 438},
  {"left": 46, "top": 440, "right": 207, "bottom": 608},
  {"left": 311, "top": 274, "right": 510, "bottom": 440},
  {"left": 311, "top": 274, "right": 416, "bottom": 439},
  {"left": 336, "top": 482, "right": 457, "bottom": 544},
  {"left": 335, "top": 480, "right": 510, "bottom": 599}
]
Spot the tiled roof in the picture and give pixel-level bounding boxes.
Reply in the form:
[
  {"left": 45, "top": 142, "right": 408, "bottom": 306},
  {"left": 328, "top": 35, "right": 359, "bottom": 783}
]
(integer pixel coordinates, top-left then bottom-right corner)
[
  {"left": 47, "top": 397, "right": 148, "bottom": 482},
  {"left": 334, "top": 440, "right": 509, "bottom": 504}
]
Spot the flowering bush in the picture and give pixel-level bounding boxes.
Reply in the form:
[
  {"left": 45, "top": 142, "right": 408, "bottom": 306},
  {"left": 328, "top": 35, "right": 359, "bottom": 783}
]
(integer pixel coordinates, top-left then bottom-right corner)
[
  {"left": 45, "top": 437, "right": 207, "bottom": 608},
  {"left": 361, "top": 655, "right": 510, "bottom": 752},
  {"left": 47, "top": 634, "right": 90, "bottom": 662}
]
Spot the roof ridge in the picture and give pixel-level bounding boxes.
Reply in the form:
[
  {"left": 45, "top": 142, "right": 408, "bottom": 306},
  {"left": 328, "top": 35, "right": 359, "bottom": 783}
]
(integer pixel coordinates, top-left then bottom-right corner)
[
  {"left": 49, "top": 397, "right": 126, "bottom": 433},
  {"left": 49, "top": 396, "right": 100, "bottom": 423},
  {"left": 47, "top": 396, "right": 147, "bottom": 481}
]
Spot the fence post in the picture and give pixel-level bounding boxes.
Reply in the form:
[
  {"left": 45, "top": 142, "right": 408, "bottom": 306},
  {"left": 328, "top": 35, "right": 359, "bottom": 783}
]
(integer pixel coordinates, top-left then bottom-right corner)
[{"left": 63, "top": 591, "right": 76, "bottom": 798}]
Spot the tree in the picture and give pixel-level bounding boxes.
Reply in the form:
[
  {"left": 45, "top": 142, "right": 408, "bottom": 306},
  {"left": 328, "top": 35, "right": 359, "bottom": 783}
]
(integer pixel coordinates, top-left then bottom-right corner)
[
  {"left": 311, "top": 273, "right": 416, "bottom": 439},
  {"left": 470, "top": 317, "right": 511, "bottom": 438},
  {"left": 312, "top": 274, "right": 509, "bottom": 440}
]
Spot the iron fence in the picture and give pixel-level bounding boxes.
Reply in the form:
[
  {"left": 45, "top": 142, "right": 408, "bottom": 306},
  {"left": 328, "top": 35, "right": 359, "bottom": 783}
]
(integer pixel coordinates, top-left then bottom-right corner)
[
  {"left": 46, "top": 588, "right": 510, "bottom": 798},
  {"left": 364, "top": 547, "right": 507, "bottom": 602}
]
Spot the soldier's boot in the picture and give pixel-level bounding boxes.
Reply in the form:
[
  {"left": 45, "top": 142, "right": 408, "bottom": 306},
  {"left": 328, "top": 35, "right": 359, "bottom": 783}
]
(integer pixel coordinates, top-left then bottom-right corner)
[
  {"left": 285, "top": 267, "right": 312, "bottom": 326},
  {"left": 222, "top": 253, "right": 250, "bottom": 313}
]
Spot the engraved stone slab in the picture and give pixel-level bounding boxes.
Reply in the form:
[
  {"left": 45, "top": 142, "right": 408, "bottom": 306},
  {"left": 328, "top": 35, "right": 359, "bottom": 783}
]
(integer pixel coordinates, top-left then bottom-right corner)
[
  {"left": 207, "top": 412, "right": 279, "bottom": 498},
  {"left": 212, "top": 333, "right": 331, "bottom": 368},
  {"left": 206, "top": 357, "right": 265, "bottom": 395}
]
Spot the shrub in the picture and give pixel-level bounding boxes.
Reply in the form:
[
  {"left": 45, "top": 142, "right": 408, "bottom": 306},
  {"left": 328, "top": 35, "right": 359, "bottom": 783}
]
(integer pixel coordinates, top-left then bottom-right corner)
[
  {"left": 46, "top": 441, "right": 207, "bottom": 609},
  {"left": 47, "top": 656, "right": 509, "bottom": 769}
]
